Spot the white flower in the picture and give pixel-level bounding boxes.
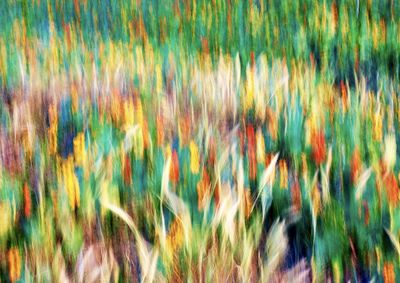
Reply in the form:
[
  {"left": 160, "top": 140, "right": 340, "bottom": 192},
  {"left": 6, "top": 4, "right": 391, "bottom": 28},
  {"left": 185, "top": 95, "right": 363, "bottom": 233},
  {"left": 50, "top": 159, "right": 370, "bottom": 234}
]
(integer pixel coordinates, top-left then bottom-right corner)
[{"left": 384, "top": 134, "right": 397, "bottom": 171}]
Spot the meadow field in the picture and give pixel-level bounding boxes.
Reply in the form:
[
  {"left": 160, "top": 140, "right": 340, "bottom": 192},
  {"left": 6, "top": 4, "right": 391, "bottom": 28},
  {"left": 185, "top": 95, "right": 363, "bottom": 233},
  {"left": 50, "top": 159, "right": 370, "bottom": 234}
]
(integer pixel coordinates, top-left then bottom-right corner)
[{"left": 0, "top": 0, "right": 400, "bottom": 282}]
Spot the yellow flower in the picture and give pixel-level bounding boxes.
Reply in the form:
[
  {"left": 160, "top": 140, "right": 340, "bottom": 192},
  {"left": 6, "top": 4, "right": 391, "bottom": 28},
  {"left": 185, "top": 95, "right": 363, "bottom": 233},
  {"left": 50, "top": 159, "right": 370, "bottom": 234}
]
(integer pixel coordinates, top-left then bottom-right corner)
[
  {"left": 111, "top": 91, "right": 121, "bottom": 125},
  {"left": 279, "top": 160, "right": 288, "bottom": 189},
  {"left": 71, "top": 83, "right": 79, "bottom": 113},
  {"left": 332, "top": 258, "right": 342, "bottom": 283},
  {"left": 312, "top": 183, "right": 321, "bottom": 216},
  {"left": 256, "top": 128, "right": 265, "bottom": 165},
  {"left": 22, "top": 129, "right": 33, "bottom": 160},
  {"left": 243, "top": 69, "right": 255, "bottom": 113},
  {"left": 135, "top": 99, "right": 144, "bottom": 128},
  {"left": 48, "top": 126, "right": 58, "bottom": 155},
  {"left": 189, "top": 140, "right": 200, "bottom": 174},
  {"left": 48, "top": 103, "right": 58, "bottom": 155},
  {"left": 133, "top": 126, "right": 144, "bottom": 159},
  {"left": 73, "top": 132, "right": 85, "bottom": 166},
  {"left": 165, "top": 144, "right": 172, "bottom": 160},
  {"left": 63, "top": 157, "right": 80, "bottom": 210},
  {"left": 0, "top": 38, "right": 7, "bottom": 80},
  {"left": 0, "top": 202, "right": 11, "bottom": 237},
  {"left": 301, "top": 153, "right": 308, "bottom": 183},
  {"left": 167, "top": 217, "right": 184, "bottom": 251},
  {"left": 123, "top": 98, "right": 134, "bottom": 129},
  {"left": 373, "top": 112, "right": 383, "bottom": 142},
  {"left": 372, "top": 21, "right": 379, "bottom": 49},
  {"left": 156, "top": 65, "right": 163, "bottom": 94}
]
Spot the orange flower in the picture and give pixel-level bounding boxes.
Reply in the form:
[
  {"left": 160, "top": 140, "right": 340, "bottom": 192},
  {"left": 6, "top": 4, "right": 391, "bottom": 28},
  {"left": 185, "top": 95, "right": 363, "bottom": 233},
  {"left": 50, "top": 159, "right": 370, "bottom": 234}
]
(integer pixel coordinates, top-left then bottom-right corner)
[
  {"left": 239, "top": 129, "right": 246, "bottom": 156},
  {"left": 246, "top": 124, "right": 255, "bottom": 146},
  {"left": 179, "top": 114, "right": 191, "bottom": 146},
  {"left": 48, "top": 102, "right": 58, "bottom": 155},
  {"left": 214, "top": 183, "right": 221, "bottom": 208},
  {"left": 384, "top": 172, "right": 399, "bottom": 208},
  {"left": 380, "top": 19, "right": 387, "bottom": 42},
  {"left": 265, "top": 153, "right": 274, "bottom": 168},
  {"left": 363, "top": 201, "right": 370, "bottom": 225},
  {"left": 23, "top": 182, "right": 31, "bottom": 218},
  {"left": 383, "top": 262, "right": 395, "bottom": 283},
  {"left": 250, "top": 51, "right": 255, "bottom": 68},
  {"left": 265, "top": 107, "right": 277, "bottom": 141},
  {"left": 73, "top": 0, "right": 80, "bottom": 21},
  {"left": 340, "top": 81, "right": 348, "bottom": 112},
  {"left": 201, "top": 37, "right": 209, "bottom": 54},
  {"left": 51, "top": 190, "right": 58, "bottom": 221},
  {"left": 312, "top": 183, "right": 321, "bottom": 216},
  {"left": 311, "top": 129, "right": 326, "bottom": 166},
  {"left": 301, "top": 153, "right": 308, "bottom": 181},
  {"left": 331, "top": 1, "right": 338, "bottom": 30},
  {"left": 244, "top": 189, "right": 253, "bottom": 219},
  {"left": 310, "top": 52, "right": 316, "bottom": 69},
  {"left": 7, "top": 248, "right": 21, "bottom": 283},
  {"left": 291, "top": 175, "right": 302, "bottom": 213},
  {"left": 351, "top": 147, "right": 362, "bottom": 184},
  {"left": 207, "top": 139, "right": 216, "bottom": 167},
  {"left": 142, "top": 120, "right": 150, "bottom": 150},
  {"left": 197, "top": 170, "right": 210, "bottom": 211},
  {"left": 156, "top": 115, "right": 164, "bottom": 146},
  {"left": 279, "top": 160, "right": 288, "bottom": 189},
  {"left": 170, "top": 150, "right": 180, "bottom": 184},
  {"left": 167, "top": 217, "right": 184, "bottom": 251}
]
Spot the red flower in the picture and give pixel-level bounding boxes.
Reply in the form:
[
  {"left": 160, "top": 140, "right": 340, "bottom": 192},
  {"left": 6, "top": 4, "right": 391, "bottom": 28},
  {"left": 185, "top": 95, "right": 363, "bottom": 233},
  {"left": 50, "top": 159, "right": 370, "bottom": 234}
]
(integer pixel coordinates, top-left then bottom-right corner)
[
  {"left": 247, "top": 124, "right": 257, "bottom": 181},
  {"left": 170, "top": 150, "right": 180, "bottom": 184},
  {"left": 123, "top": 154, "right": 132, "bottom": 185},
  {"left": 341, "top": 81, "right": 348, "bottom": 112},
  {"left": 250, "top": 51, "right": 255, "bottom": 68},
  {"left": 23, "top": 183, "right": 31, "bottom": 218},
  {"left": 311, "top": 129, "right": 326, "bottom": 166},
  {"left": 214, "top": 183, "right": 221, "bottom": 209}
]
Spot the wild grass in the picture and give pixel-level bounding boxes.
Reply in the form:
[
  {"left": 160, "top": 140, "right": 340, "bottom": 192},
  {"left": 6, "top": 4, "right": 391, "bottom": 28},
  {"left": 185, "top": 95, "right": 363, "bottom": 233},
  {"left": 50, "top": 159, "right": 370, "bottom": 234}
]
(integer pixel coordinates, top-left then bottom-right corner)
[{"left": 1, "top": 0, "right": 400, "bottom": 282}]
